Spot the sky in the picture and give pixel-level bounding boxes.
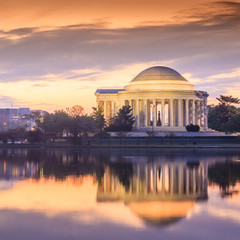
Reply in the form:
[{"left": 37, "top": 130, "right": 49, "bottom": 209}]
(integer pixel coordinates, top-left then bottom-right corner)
[{"left": 0, "top": 0, "right": 240, "bottom": 113}]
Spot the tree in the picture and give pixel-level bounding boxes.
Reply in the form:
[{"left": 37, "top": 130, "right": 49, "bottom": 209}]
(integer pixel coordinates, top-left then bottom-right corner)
[
  {"left": 105, "top": 105, "right": 135, "bottom": 132},
  {"left": 0, "top": 131, "right": 8, "bottom": 143},
  {"left": 224, "top": 113, "right": 240, "bottom": 133},
  {"left": 67, "top": 115, "right": 96, "bottom": 143},
  {"left": 216, "top": 95, "right": 240, "bottom": 106},
  {"left": 208, "top": 161, "right": 240, "bottom": 196},
  {"left": 26, "top": 129, "right": 44, "bottom": 143},
  {"left": 14, "top": 127, "right": 27, "bottom": 143},
  {"left": 186, "top": 124, "right": 200, "bottom": 132},
  {"left": 66, "top": 105, "right": 84, "bottom": 118},
  {"left": 208, "top": 95, "right": 240, "bottom": 132},
  {"left": 36, "top": 111, "right": 69, "bottom": 140},
  {"left": 92, "top": 106, "right": 106, "bottom": 133}
]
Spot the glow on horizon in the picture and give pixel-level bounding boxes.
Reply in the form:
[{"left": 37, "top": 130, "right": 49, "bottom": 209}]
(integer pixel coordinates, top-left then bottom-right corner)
[
  {"left": 0, "top": 0, "right": 239, "bottom": 112},
  {"left": 0, "top": 176, "right": 145, "bottom": 228}
]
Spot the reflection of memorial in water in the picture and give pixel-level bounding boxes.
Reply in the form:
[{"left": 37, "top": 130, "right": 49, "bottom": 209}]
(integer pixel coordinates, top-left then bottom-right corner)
[{"left": 97, "top": 161, "right": 208, "bottom": 225}]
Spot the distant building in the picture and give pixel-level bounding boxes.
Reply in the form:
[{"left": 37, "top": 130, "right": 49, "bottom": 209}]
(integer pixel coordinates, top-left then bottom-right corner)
[{"left": 0, "top": 108, "right": 34, "bottom": 130}]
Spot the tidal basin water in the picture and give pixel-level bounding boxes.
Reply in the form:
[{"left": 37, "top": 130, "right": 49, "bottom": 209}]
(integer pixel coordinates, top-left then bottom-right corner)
[{"left": 0, "top": 148, "right": 240, "bottom": 240}]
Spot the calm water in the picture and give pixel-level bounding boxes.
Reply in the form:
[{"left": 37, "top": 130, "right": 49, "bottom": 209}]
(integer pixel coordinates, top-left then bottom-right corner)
[{"left": 0, "top": 148, "right": 240, "bottom": 240}]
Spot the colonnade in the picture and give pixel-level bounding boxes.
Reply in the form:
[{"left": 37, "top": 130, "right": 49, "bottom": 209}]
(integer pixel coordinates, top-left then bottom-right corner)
[
  {"left": 99, "top": 98, "right": 208, "bottom": 129},
  {"left": 99, "top": 162, "right": 208, "bottom": 200}
]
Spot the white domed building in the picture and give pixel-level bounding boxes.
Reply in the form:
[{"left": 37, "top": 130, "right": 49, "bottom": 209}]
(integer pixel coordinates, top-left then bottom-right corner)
[{"left": 95, "top": 66, "right": 208, "bottom": 131}]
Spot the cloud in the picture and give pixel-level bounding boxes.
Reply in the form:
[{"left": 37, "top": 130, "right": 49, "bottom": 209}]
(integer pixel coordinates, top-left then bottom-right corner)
[
  {"left": 0, "top": 95, "right": 22, "bottom": 108},
  {"left": 208, "top": 67, "right": 240, "bottom": 78},
  {"left": 174, "top": 1, "right": 240, "bottom": 27},
  {"left": 32, "top": 84, "right": 49, "bottom": 87},
  {"left": 0, "top": 1, "right": 239, "bottom": 111}
]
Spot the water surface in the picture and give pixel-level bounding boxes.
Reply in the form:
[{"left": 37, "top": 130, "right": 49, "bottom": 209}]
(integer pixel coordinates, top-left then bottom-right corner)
[{"left": 0, "top": 148, "right": 240, "bottom": 240}]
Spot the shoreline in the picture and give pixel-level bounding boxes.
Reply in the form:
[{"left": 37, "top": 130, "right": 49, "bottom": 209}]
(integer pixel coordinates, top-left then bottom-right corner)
[{"left": 0, "top": 143, "right": 240, "bottom": 149}]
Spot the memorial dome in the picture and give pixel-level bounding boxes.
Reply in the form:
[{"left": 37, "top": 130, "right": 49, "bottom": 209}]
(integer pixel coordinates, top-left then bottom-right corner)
[
  {"left": 131, "top": 66, "right": 187, "bottom": 82},
  {"left": 124, "top": 66, "right": 194, "bottom": 91}
]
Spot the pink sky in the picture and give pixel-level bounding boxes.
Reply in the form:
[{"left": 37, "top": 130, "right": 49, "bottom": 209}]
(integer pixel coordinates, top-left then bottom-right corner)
[{"left": 0, "top": 0, "right": 239, "bottom": 113}]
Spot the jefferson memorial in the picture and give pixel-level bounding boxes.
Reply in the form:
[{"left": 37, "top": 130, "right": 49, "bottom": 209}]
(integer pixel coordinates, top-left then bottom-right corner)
[{"left": 95, "top": 66, "right": 209, "bottom": 131}]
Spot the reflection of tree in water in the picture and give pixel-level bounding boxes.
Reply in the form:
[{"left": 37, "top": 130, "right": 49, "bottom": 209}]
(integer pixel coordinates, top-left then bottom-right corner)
[
  {"left": 208, "top": 161, "right": 240, "bottom": 196},
  {"left": 41, "top": 150, "right": 107, "bottom": 180},
  {"left": 0, "top": 148, "right": 110, "bottom": 181},
  {"left": 109, "top": 162, "right": 133, "bottom": 191}
]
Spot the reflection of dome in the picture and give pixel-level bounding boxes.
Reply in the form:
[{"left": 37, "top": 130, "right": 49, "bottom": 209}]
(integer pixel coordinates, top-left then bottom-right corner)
[
  {"left": 131, "top": 66, "right": 187, "bottom": 82},
  {"left": 124, "top": 66, "right": 194, "bottom": 91},
  {"left": 128, "top": 201, "right": 194, "bottom": 226}
]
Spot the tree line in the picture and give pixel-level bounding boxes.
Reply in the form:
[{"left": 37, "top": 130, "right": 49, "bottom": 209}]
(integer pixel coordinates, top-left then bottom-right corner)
[
  {"left": 0, "top": 105, "right": 135, "bottom": 144},
  {"left": 0, "top": 94, "right": 239, "bottom": 144},
  {"left": 208, "top": 95, "right": 240, "bottom": 133}
]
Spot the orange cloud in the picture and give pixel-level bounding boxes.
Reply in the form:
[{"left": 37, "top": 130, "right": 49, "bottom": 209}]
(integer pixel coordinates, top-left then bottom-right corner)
[{"left": 0, "top": 0, "right": 215, "bottom": 30}]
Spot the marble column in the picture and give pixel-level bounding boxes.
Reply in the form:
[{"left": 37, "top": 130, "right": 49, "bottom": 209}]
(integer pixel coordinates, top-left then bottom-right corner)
[
  {"left": 161, "top": 99, "right": 165, "bottom": 127},
  {"left": 192, "top": 100, "right": 196, "bottom": 125},
  {"left": 178, "top": 99, "right": 183, "bottom": 127},
  {"left": 111, "top": 101, "right": 115, "bottom": 117},
  {"left": 185, "top": 99, "right": 189, "bottom": 126},
  {"left": 144, "top": 99, "right": 148, "bottom": 127},
  {"left": 204, "top": 100, "right": 208, "bottom": 129},
  {"left": 128, "top": 99, "right": 132, "bottom": 108},
  {"left": 104, "top": 100, "right": 107, "bottom": 120},
  {"left": 170, "top": 99, "right": 174, "bottom": 127},
  {"left": 136, "top": 99, "right": 140, "bottom": 128},
  {"left": 153, "top": 99, "right": 157, "bottom": 127},
  {"left": 200, "top": 101, "right": 204, "bottom": 127},
  {"left": 196, "top": 101, "right": 201, "bottom": 126}
]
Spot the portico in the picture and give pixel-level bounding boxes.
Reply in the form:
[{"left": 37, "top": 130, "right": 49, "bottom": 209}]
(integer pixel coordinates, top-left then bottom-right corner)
[{"left": 95, "top": 66, "right": 209, "bottom": 131}]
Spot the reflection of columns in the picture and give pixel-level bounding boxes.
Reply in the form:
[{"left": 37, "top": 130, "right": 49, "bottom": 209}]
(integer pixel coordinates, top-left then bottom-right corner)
[
  {"left": 144, "top": 99, "right": 148, "bottom": 127},
  {"left": 192, "top": 100, "right": 196, "bottom": 125},
  {"left": 153, "top": 99, "right": 157, "bottom": 127},
  {"left": 170, "top": 99, "right": 174, "bottom": 127},
  {"left": 203, "top": 163, "right": 208, "bottom": 192},
  {"left": 104, "top": 100, "right": 107, "bottom": 120},
  {"left": 178, "top": 99, "right": 183, "bottom": 127},
  {"left": 153, "top": 165, "right": 157, "bottom": 193},
  {"left": 136, "top": 164, "right": 140, "bottom": 194},
  {"left": 185, "top": 99, "right": 189, "bottom": 126},
  {"left": 197, "top": 167, "right": 201, "bottom": 194},
  {"left": 103, "top": 171, "right": 107, "bottom": 192},
  {"left": 145, "top": 165, "right": 148, "bottom": 193},
  {"left": 196, "top": 101, "right": 201, "bottom": 126},
  {"left": 186, "top": 168, "right": 189, "bottom": 194},
  {"left": 178, "top": 167, "right": 183, "bottom": 194},
  {"left": 161, "top": 99, "right": 165, "bottom": 127},
  {"left": 111, "top": 175, "right": 115, "bottom": 192},
  {"left": 193, "top": 169, "right": 196, "bottom": 193},
  {"left": 170, "top": 165, "right": 174, "bottom": 194},
  {"left": 162, "top": 165, "right": 165, "bottom": 194},
  {"left": 136, "top": 99, "right": 140, "bottom": 128}
]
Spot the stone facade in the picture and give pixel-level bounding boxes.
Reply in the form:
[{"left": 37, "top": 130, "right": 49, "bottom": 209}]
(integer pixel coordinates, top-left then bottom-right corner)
[{"left": 95, "top": 66, "right": 209, "bottom": 131}]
